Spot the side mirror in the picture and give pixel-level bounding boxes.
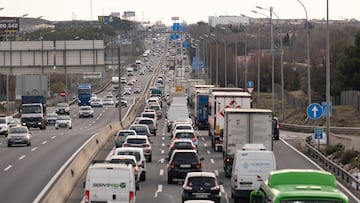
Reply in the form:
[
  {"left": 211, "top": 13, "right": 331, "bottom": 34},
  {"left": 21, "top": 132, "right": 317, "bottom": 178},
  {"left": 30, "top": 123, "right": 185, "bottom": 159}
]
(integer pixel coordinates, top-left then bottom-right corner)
[
  {"left": 199, "top": 157, "right": 205, "bottom": 161},
  {"left": 82, "top": 181, "right": 86, "bottom": 189},
  {"left": 164, "top": 157, "right": 169, "bottom": 162},
  {"left": 249, "top": 190, "right": 265, "bottom": 203}
]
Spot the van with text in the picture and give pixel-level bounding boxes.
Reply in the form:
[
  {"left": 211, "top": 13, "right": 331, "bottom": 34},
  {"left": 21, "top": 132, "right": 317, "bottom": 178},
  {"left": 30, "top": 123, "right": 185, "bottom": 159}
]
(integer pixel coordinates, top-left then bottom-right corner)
[{"left": 84, "top": 162, "right": 138, "bottom": 203}]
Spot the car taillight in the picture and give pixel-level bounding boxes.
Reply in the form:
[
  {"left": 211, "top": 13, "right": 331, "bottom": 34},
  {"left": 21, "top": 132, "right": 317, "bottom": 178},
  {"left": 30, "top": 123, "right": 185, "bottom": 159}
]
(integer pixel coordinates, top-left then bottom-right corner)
[
  {"left": 277, "top": 124, "right": 280, "bottom": 129},
  {"left": 134, "top": 167, "right": 139, "bottom": 172},
  {"left": 85, "top": 190, "right": 90, "bottom": 203},
  {"left": 123, "top": 144, "right": 131, "bottom": 147},
  {"left": 169, "top": 161, "right": 175, "bottom": 169},
  {"left": 142, "top": 160, "right": 145, "bottom": 168},
  {"left": 191, "top": 146, "right": 195, "bottom": 150},
  {"left": 234, "top": 174, "right": 238, "bottom": 189},
  {"left": 142, "top": 144, "right": 150, "bottom": 147},
  {"left": 191, "top": 137, "right": 197, "bottom": 141},
  {"left": 196, "top": 162, "right": 201, "bottom": 169},
  {"left": 129, "top": 191, "right": 135, "bottom": 203},
  {"left": 183, "top": 185, "right": 192, "bottom": 190},
  {"left": 225, "top": 158, "right": 232, "bottom": 163}
]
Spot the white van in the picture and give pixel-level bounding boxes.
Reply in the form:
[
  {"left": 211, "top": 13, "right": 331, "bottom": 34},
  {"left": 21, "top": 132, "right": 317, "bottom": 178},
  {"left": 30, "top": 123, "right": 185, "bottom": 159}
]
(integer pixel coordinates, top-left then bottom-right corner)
[
  {"left": 230, "top": 149, "right": 277, "bottom": 201},
  {"left": 84, "top": 163, "right": 137, "bottom": 203},
  {"left": 114, "top": 147, "right": 147, "bottom": 181}
]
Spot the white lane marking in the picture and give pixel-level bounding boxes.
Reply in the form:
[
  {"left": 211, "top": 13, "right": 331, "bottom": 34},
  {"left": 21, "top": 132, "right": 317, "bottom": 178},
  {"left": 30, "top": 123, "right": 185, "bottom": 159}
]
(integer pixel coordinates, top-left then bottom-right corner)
[
  {"left": 41, "top": 141, "right": 47, "bottom": 145},
  {"left": 214, "top": 170, "right": 219, "bottom": 176},
  {"left": 51, "top": 136, "right": 56, "bottom": 139},
  {"left": 19, "top": 155, "right": 26, "bottom": 160},
  {"left": 201, "top": 137, "right": 205, "bottom": 141},
  {"left": 160, "top": 169, "right": 164, "bottom": 176},
  {"left": 162, "top": 136, "right": 165, "bottom": 140},
  {"left": 157, "top": 158, "right": 164, "bottom": 164},
  {"left": 207, "top": 150, "right": 211, "bottom": 154},
  {"left": 210, "top": 158, "right": 214, "bottom": 164},
  {"left": 31, "top": 147, "right": 37, "bottom": 152},
  {"left": 161, "top": 143, "right": 165, "bottom": 147},
  {"left": 154, "top": 184, "right": 163, "bottom": 198},
  {"left": 4, "top": 165, "right": 12, "bottom": 171},
  {"left": 220, "top": 185, "right": 229, "bottom": 203},
  {"left": 204, "top": 143, "right": 208, "bottom": 147},
  {"left": 96, "top": 117, "right": 100, "bottom": 120},
  {"left": 161, "top": 149, "right": 165, "bottom": 154}
]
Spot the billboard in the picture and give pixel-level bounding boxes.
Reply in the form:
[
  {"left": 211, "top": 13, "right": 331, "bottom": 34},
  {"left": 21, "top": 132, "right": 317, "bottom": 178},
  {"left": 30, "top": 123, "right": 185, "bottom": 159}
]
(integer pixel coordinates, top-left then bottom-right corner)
[
  {"left": 0, "top": 17, "right": 20, "bottom": 33},
  {"left": 124, "top": 11, "right": 135, "bottom": 17}
]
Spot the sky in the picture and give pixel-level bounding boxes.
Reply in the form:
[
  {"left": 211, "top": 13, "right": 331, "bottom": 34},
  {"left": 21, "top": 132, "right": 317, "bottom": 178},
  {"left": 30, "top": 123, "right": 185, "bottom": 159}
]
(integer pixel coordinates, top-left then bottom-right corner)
[{"left": 0, "top": 0, "right": 359, "bottom": 25}]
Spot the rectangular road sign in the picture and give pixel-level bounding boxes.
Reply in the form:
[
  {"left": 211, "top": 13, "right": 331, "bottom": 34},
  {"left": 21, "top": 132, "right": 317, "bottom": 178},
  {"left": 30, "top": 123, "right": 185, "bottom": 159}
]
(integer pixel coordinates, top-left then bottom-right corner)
[
  {"left": 322, "top": 101, "right": 332, "bottom": 117},
  {"left": 0, "top": 17, "right": 20, "bottom": 33}
]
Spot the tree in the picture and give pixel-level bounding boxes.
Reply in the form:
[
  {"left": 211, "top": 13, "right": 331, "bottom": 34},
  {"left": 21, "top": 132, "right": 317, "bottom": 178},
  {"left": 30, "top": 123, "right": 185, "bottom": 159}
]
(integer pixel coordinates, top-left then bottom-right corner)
[{"left": 337, "top": 31, "right": 360, "bottom": 90}]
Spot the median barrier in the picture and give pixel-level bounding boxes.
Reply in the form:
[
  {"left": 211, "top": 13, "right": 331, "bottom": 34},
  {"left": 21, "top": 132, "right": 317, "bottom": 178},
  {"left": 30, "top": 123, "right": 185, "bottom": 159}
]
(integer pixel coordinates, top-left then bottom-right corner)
[{"left": 38, "top": 60, "right": 160, "bottom": 202}]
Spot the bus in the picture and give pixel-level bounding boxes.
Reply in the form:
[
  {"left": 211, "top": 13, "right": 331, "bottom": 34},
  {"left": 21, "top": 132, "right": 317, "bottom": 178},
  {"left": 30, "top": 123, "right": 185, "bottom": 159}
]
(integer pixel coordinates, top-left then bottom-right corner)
[
  {"left": 77, "top": 83, "right": 92, "bottom": 106},
  {"left": 249, "top": 169, "right": 349, "bottom": 203}
]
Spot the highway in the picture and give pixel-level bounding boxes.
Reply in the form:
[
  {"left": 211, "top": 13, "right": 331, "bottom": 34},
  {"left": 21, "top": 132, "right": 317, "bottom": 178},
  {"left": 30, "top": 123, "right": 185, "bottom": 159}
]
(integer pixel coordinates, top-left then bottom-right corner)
[
  {"left": 0, "top": 37, "right": 358, "bottom": 203},
  {"left": 0, "top": 39, "right": 164, "bottom": 202}
]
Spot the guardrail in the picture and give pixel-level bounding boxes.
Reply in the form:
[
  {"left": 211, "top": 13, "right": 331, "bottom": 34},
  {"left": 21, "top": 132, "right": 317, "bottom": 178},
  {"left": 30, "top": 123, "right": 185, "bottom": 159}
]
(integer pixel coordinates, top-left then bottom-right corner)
[
  {"left": 280, "top": 123, "right": 360, "bottom": 135},
  {"left": 305, "top": 141, "right": 360, "bottom": 197}
]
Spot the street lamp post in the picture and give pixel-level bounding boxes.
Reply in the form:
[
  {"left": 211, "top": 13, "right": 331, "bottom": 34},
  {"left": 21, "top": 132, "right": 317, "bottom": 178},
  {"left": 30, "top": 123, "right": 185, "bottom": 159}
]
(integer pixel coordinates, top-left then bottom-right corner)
[
  {"left": 204, "top": 34, "right": 214, "bottom": 84},
  {"left": 210, "top": 34, "right": 219, "bottom": 86},
  {"left": 221, "top": 38, "right": 227, "bottom": 87},
  {"left": 296, "top": 0, "right": 311, "bottom": 105},
  {"left": 255, "top": 6, "right": 275, "bottom": 114}
]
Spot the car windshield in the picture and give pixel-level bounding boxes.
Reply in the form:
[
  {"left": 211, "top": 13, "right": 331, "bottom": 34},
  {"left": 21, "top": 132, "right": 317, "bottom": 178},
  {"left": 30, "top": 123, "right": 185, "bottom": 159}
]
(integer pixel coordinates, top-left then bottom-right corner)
[
  {"left": 81, "top": 107, "right": 91, "bottom": 110},
  {"left": 57, "top": 103, "right": 68, "bottom": 107},
  {"left": 149, "top": 105, "right": 160, "bottom": 110},
  {"left": 187, "top": 177, "right": 216, "bottom": 187},
  {"left": 126, "top": 138, "right": 146, "bottom": 144},
  {"left": 110, "top": 159, "right": 136, "bottom": 167},
  {"left": 116, "top": 151, "right": 140, "bottom": 161},
  {"left": 173, "top": 152, "right": 197, "bottom": 163},
  {"left": 58, "top": 116, "right": 70, "bottom": 120},
  {"left": 130, "top": 126, "right": 147, "bottom": 134},
  {"left": 176, "top": 125, "right": 192, "bottom": 130},
  {"left": 175, "top": 132, "right": 195, "bottom": 139},
  {"left": 10, "top": 127, "right": 28, "bottom": 133},
  {"left": 0, "top": 118, "right": 6, "bottom": 124}
]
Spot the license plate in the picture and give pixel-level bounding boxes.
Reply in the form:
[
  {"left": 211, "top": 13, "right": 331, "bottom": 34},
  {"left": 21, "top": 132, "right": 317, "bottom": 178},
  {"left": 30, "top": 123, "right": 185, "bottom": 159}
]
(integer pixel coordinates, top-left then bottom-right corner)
[
  {"left": 240, "top": 184, "right": 251, "bottom": 188},
  {"left": 180, "top": 164, "right": 191, "bottom": 168},
  {"left": 195, "top": 194, "right": 208, "bottom": 198}
]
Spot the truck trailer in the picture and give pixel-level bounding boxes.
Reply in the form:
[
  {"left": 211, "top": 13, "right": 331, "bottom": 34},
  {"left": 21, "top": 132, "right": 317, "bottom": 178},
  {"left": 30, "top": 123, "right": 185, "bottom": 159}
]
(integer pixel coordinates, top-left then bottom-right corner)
[
  {"left": 208, "top": 91, "right": 252, "bottom": 152},
  {"left": 222, "top": 108, "right": 273, "bottom": 177}
]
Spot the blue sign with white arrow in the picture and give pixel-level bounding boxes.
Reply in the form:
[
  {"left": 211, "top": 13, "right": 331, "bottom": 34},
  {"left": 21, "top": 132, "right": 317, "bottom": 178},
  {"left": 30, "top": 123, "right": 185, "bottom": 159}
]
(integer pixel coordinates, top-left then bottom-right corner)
[
  {"left": 247, "top": 81, "right": 254, "bottom": 88},
  {"left": 307, "top": 103, "right": 323, "bottom": 119}
]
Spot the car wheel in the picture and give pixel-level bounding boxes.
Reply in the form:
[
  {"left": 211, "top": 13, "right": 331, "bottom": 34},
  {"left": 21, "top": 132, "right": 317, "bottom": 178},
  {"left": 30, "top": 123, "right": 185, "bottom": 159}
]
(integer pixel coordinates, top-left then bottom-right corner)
[
  {"left": 140, "top": 172, "right": 146, "bottom": 181},
  {"left": 167, "top": 176, "right": 173, "bottom": 184},
  {"left": 55, "top": 127, "right": 58, "bottom": 130},
  {"left": 27, "top": 142, "right": 31, "bottom": 146},
  {"left": 234, "top": 197, "right": 240, "bottom": 203},
  {"left": 7, "top": 143, "right": 11, "bottom": 147},
  {"left": 69, "top": 127, "right": 72, "bottom": 129},
  {"left": 148, "top": 155, "right": 152, "bottom": 162}
]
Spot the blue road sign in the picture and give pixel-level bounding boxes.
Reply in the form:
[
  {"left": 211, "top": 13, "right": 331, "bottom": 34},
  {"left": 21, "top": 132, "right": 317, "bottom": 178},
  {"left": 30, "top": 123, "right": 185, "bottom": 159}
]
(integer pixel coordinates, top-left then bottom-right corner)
[
  {"left": 172, "top": 23, "right": 180, "bottom": 31},
  {"left": 182, "top": 42, "right": 189, "bottom": 48},
  {"left": 314, "top": 127, "right": 323, "bottom": 139},
  {"left": 322, "top": 101, "right": 332, "bottom": 117},
  {"left": 307, "top": 103, "right": 323, "bottom": 119},
  {"left": 247, "top": 81, "right": 254, "bottom": 88}
]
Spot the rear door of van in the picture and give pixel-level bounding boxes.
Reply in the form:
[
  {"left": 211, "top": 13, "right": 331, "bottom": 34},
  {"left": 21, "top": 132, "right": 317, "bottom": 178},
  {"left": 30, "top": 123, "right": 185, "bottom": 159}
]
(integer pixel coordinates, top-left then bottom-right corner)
[{"left": 86, "top": 164, "right": 135, "bottom": 203}]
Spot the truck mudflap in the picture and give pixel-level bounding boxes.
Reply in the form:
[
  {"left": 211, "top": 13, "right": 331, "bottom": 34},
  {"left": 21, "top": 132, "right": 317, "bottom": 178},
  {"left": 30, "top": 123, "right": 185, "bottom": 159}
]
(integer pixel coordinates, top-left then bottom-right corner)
[{"left": 224, "top": 157, "right": 234, "bottom": 177}]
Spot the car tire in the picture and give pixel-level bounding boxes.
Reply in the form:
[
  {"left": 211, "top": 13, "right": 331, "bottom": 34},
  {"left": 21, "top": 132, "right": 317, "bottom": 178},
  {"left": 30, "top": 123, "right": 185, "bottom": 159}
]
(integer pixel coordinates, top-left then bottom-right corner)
[
  {"left": 148, "top": 155, "right": 152, "bottom": 162},
  {"left": 167, "top": 176, "right": 173, "bottom": 184},
  {"left": 69, "top": 127, "right": 72, "bottom": 129},
  {"left": 7, "top": 143, "right": 11, "bottom": 147},
  {"left": 28, "top": 142, "right": 31, "bottom": 146},
  {"left": 140, "top": 172, "right": 146, "bottom": 181}
]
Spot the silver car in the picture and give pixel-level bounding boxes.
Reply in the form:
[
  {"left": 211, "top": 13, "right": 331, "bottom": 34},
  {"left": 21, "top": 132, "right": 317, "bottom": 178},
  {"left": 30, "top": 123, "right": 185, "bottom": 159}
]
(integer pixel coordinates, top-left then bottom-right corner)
[
  {"left": 78, "top": 106, "right": 94, "bottom": 118},
  {"left": 7, "top": 126, "right": 32, "bottom": 147},
  {"left": 55, "top": 115, "right": 72, "bottom": 129}
]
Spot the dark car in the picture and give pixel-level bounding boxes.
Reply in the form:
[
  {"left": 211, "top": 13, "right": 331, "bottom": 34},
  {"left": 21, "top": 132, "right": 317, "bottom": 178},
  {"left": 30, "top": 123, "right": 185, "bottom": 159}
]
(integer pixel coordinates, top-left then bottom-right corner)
[
  {"left": 167, "top": 149, "right": 204, "bottom": 184},
  {"left": 181, "top": 172, "right": 222, "bottom": 203},
  {"left": 273, "top": 117, "right": 280, "bottom": 140}
]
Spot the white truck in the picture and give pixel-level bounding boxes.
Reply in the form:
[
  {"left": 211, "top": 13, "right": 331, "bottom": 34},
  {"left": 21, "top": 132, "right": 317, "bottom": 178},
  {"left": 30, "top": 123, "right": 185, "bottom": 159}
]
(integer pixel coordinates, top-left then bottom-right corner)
[
  {"left": 222, "top": 108, "right": 274, "bottom": 177},
  {"left": 111, "top": 77, "right": 119, "bottom": 92},
  {"left": 208, "top": 91, "right": 252, "bottom": 152}
]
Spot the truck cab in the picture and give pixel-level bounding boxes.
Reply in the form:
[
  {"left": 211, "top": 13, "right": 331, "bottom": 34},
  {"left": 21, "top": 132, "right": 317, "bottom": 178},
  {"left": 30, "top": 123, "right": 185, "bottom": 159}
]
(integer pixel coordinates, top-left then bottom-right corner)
[{"left": 20, "top": 96, "right": 47, "bottom": 130}]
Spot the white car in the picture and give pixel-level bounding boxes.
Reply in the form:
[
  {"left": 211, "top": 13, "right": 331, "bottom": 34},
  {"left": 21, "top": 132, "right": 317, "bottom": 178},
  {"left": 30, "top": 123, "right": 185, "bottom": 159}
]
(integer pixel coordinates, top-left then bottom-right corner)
[
  {"left": 109, "top": 154, "right": 141, "bottom": 184},
  {"left": 90, "top": 98, "right": 103, "bottom": 108},
  {"left": 114, "top": 147, "right": 147, "bottom": 181},
  {"left": 55, "top": 115, "right": 72, "bottom": 129},
  {"left": 102, "top": 97, "right": 114, "bottom": 105},
  {"left": 0, "top": 116, "right": 10, "bottom": 136},
  {"left": 123, "top": 135, "right": 152, "bottom": 162},
  {"left": 78, "top": 106, "right": 94, "bottom": 118}
]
